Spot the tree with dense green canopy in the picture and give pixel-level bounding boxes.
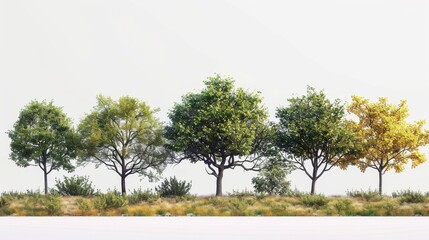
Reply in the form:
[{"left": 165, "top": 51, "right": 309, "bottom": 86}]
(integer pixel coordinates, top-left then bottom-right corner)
[
  {"left": 345, "top": 96, "right": 429, "bottom": 195},
  {"left": 8, "top": 100, "right": 78, "bottom": 194},
  {"left": 165, "top": 74, "right": 273, "bottom": 196},
  {"left": 275, "top": 87, "right": 358, "bottom": 195},
  {"left": 78, "top": 95, "right": 168, "bottom": 195}
]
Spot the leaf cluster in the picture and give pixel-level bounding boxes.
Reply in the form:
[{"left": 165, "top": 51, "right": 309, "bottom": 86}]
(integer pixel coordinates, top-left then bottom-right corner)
[{"left": 155, "top": 176, "right": 192, "bottom": 197}]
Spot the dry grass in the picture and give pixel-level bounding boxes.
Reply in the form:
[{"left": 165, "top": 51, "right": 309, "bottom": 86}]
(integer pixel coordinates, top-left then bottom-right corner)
[{"left": 1, "top": 194, "right": 429, "bottom": 216}]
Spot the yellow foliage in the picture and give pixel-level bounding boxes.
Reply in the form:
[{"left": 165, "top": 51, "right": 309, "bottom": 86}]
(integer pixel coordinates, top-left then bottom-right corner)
[{"left": 347, "top": 96, "right": 429, "bottom": 174}]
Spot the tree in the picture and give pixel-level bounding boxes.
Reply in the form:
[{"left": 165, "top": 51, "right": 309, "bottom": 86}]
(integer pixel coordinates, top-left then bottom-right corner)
[
  {"left": 8, "top": 100, "right": 77, "bottom": 194},
  {"left": 78, "top": 95, "right": 168, "bottom": 195},
  {"left": 252, "top": 157, "right": 292, "bottom": 195},
  {"left": 275, "top": 87, "right": 358, "bottom": 195},
  {"left": 345, "top": 96, "right": 429, "bottom": 195},
  {"left": 165, "top": 74, "right": 272, "bottom": 196}
]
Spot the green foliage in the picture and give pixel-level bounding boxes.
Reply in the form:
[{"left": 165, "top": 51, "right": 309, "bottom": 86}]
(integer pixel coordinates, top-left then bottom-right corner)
[
  {"left": 93, "top": 192, "right": 128, "bottom": 211},
  {"left": 156, "top": 208, "right": 168, "bottom": 216},
  {"left": 275, "top": 87, "right": 358, "bottom": 194},
  {"left": 300, "top": 194, "right": 329, "bottom": 209},
  {"left": 155, "top": 177, "right": 192, "bottom": 197},
  {"left": 78, "top": 95, "right": 168, "bottom": 194},
  {"left": 76, "top": 197, "right": 92, "bottom": 214},
  {"left": 359, "top": 207, "right": 379, "bottom": 216},
  {"left": 43, "top": 194, "right": 62, "bottom": 216},
  {"left": 165, "top": 74, "right": 272, "bottom": 196},
  {"left": 346, "top": 189, "right": 384, "bottom": 202},
  {"left": 0, "top": 196, "right": 10, "bottom": 208},
  {"left": 252, "top": 158, "right": 291, "bottom": 195},
  {"left": 286, "top": 189, "right": 307, "bottom": 198},
  {"left": 392, "top": 190, "right": 426, "bottom": 204},
  {"left": 333, "top": 199, "right": 353, "bottom": 215},
  {"left": 8, "top": 100, "right": 78, "bottom": 194},
  {"left": 127, "top": 188, "right": 159, "bottom": 204},
  {"left": 382, "top": 200, "right": 398, "bottom": 216},
  {"left": 227, "top": 189, "right": 255, "bottom": 198},
  {"left": 55, "top": 175, "right": 95, "bottom": 196}
]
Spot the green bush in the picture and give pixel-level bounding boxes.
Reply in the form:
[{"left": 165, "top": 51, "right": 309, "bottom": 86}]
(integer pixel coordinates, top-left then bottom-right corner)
[
  {"left": 156, "top": 209, "right": 167, "bottom": 216},
  {"left": 392, "top": 190, "right": 425, "bottom": 204},
  {"left": 127, "top": 188, "right": 159, "bottom": 204},
  {"left": 55, "top": 175, "right": 95, "bottom": 196},
  {"left": 93, "top": 192, "right": 128, "bottom": 211},
  {"left": 382, "top": 201, "right": 398, "bottom": 216},
  {"left": 0, "top": 196, "right": 10, "bottom": 208},
  {"left": 300, "top": 194, "right": 329, "bottom": 209},
  {"left": 252, "top": 158, "right": 292, "bottom": 195},
  {"left": 227, "top": 189, "right": 255, "bottom": 198},
  {"left": 155, "top": 177, "right": 192, "bottom": 197},
  {"left": 346, "top": 189, "right": 383, "bottom": 202},
  {"left": 43, "top": 195, "right": 62, "bottom": 216},
  {"left": 334, "top": 199, "right": 353, "bottom": 215},
  {"left": 76, "top": 197, "right": 92, "bottom": 214}
]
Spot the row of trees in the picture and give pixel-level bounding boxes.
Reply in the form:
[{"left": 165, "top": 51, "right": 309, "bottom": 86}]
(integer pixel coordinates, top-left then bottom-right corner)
[{"left": 8, "top": 74, "right": 429, "bottom": 196}]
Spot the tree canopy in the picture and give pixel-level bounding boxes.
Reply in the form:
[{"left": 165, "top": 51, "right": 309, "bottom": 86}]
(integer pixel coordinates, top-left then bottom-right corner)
[
  {"left": 275, "top": 87, "right": 358, "bottom": 195},
  {"left": 165, "top": 74, "right": 272, "bottom": 196},
  {"left": 78, "top": 95, "right": 168, "bottom": 195},
  {"left": 8, "top": 100, "right": 78, "bottom": 194},
  {"left": 345, "top": 96, "right": 429, "bottom": 195}
]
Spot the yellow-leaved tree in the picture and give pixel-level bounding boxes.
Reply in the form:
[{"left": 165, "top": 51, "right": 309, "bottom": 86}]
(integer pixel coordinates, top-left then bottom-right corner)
[{"left": 345, "top": 96, "right": 429, "bottom": 195}]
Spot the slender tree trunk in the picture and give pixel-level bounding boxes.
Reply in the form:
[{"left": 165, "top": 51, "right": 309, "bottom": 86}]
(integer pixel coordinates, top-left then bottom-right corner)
[
  {"left": 121, "top": 175, "right": 126, "bottom": 195},
  {"left": 44, "top": 169, "right": 48, "bottom": 195},
  {"left": 310, "top": 178, "right": 316, "bottom": 195},
  {"left": 310, "top": 165, "right": 318, "bottom": 195},
  {"left": 216, "top": 169, "right": 224, "bottom": 196},
  {"left": 378, "top": 170, "right": 383, "bottom": 195}
]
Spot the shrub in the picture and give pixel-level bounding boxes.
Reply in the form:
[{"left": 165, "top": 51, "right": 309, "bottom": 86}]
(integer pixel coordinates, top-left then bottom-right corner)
[
  {"left": 55, "top": 175, "right": 95, "bottom": 196},
  {"left": 127, "top": 188, "right": 159, "bottom": 204},
  {"left": 300, "top": 194, "right": 329, "bottom": 209},
  {"left": 228, "top": 199, "right": 248, "bottom": 215},
  {"left": 155, "top": 177, "right": 192, "bottom": 197},
  {"left": 392, "top": 190, "right": 425, "bottom": 204},
  {"left": 0, "top": 196, "right": 10, "bottom": 208},
  {"left": 93, "top": 192, "right": 128, "bottom": 211},
  {"left": 76, "top": 197, "right": 92, "bottom": 214},
  {"left": 156, "top": 208, "right": 168, "bottom": 216},
  {"left": 334, "top": 199, "right": 353, "bottom": 215},
  {"left": 346, "top": 189, "right": 383, "bottom": 202},
  {"left": 43, "top": 195, "right": 62, "bottom": 216},
  {"left": 382, "top": 201, "right": 398, "bottom": 216},
  {"left": 227, "top": 189, "right": 255, "bottom": 198},
  {"left": 252, "top": 158, "right": 292, "bottom": 195}
]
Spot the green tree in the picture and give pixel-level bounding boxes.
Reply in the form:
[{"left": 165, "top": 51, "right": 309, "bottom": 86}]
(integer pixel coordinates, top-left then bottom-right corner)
[
  {"left": 78, "top": 95, "right": 168, "bottom": 195},
  {"left": 346, "top": 96, "right": 429, "bottom": 195},
  {"left": 165, "top": 74, "right": 272, "bottom": 196},
  {"left": 252, "top": 157, "right": 292, "bottom": 195},
  {"left": 275, "top": 87, "right": 357, "bottom": 195},
  {"left": 8, "top": 100, "right": 77, "bottom": 194}
]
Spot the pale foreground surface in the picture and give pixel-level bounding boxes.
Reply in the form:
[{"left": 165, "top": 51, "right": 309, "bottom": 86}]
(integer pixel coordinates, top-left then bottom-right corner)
[{"left": 0, "top": 217, "right": 427, "bottom": 239}]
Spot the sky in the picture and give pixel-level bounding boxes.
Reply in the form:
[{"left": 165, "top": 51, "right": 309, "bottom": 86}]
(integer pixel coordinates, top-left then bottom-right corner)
[{"left": 0, "top": 0, "right": 428, "bottom": 196}]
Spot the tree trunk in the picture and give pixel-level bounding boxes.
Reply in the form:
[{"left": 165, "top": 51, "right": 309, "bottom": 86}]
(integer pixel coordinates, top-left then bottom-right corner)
[
  {"left": 378, "top": 170, "right": 383, "bottom": 195},
  {"left": 310, "top": 165, "right": 318, "bottom": 195},
  {"left": 216, "top": 169, "right": 224, "bottom": 196},
  {"left": 44, "top": 169, "right": 48, "bottom": 195},
  {"left": 310, "top": 178, "right": 316, "bottom": 195},
  {"left": 121, "top": 175, "right": 126, "bottom": 195}
]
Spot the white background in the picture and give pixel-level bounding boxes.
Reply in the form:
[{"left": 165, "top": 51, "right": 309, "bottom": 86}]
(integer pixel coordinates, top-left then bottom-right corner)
[{"left": 0, "top": 0, "right": 428, "bottom": 196}]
